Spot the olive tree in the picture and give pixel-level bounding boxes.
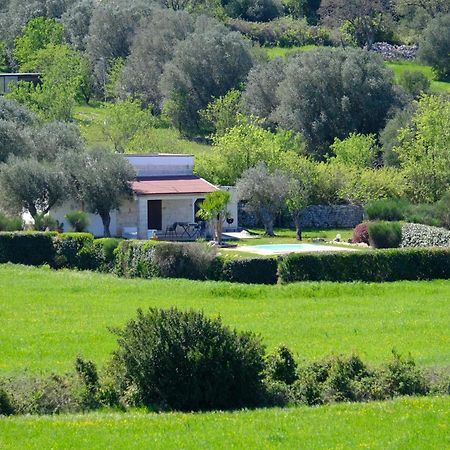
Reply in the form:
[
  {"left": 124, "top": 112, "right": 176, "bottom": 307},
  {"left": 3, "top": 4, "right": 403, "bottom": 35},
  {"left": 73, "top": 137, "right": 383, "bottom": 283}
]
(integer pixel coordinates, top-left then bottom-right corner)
[
  {"left": 418, "top": 13, "right": 450, "bottom": 81},
  {"left": 236, "top": 163, "right": 289, "bottom": 236},
  {"left": 0, "top": 156, "right": 67, "bottom": 218},
  {"left": 274, "top": 48, "right": 398, "bottom": 158},
  {"left": 160, "top": 17, "right": 253, "bottom": 136},
  {"left": 67, "top": 148, "right": 135, "bottom": 236}
]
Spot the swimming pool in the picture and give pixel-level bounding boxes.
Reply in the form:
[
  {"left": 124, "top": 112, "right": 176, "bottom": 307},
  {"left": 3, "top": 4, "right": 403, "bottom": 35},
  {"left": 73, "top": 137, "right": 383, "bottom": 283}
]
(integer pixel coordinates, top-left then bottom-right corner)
[{"left": 236, "top": 243, "right": 354, "bottom": 255}]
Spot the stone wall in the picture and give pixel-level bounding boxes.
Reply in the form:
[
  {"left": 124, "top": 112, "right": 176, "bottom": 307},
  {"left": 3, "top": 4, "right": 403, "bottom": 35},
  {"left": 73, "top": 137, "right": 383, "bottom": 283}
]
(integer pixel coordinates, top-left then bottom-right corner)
[{"left": 239, "top": 204, "right": 364, "bottom": 229}]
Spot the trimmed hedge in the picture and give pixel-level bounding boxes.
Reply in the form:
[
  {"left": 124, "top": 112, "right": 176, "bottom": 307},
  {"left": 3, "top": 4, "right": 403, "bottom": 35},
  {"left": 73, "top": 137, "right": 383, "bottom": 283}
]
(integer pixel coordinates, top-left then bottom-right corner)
[
  {"left": 278, "top": 248, "right": 450, "bottom": 283},
  {"left": 53, "top": 233, "right": 95, "bottom": 269},
  {"left": 221, "top": 258, "right": 278, "bottom": 284},
  {"left": 0, "top": 232, "right": 55, "bottom": 266},
  {"left": 114, "top": 240, "right": 218, "bottom": 280},
  {"left": 368, "top": 221, "right": 402, "bottom": 248},
  {"left": 401, "top": 223, "right": 450, "bottom": 248}
]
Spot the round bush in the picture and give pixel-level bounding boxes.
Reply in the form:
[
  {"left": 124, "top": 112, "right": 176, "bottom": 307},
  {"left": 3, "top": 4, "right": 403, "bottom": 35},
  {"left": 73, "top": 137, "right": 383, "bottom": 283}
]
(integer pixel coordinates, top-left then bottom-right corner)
[
  {"left": 368, "top": 221, "right": 402, "bottom": 248},
  {"left": 111, "top": 307, "right": 266, "bottom": 411},
  {"left": 352, "top": 222, "right": 369, "bottom": 244},
  {"left": 65, "top": 211, "right": 90, "bottom": 232}
]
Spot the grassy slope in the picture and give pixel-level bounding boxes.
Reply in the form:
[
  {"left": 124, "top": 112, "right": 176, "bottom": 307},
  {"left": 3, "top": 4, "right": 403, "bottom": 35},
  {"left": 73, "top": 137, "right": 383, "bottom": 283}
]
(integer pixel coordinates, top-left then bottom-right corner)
[
  {"left": 74, "top": 103, "right": 210, "bottom": 154},
  {"left": 0, "top": 265, "right": 449, "bottom": 375},
  {"left": 266, "top": 46, "right": 450, "bottom": 93},
  {"left": 0, "top": 397, "right": 448, "bottom": 449}
]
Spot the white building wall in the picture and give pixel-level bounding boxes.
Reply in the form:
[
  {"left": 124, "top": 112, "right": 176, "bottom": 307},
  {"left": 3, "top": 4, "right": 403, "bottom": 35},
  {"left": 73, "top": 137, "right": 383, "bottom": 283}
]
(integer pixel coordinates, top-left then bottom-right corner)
[
  {"left": 51, "top": 201, "right": 117, "bottom": 237},
  {"left": 220, "top": 186, "right": 239, "bottom": 231}
]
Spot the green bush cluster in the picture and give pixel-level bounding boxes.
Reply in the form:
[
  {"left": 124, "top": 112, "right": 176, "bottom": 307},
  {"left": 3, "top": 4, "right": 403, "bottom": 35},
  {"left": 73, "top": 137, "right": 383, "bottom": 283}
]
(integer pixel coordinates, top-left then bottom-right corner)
[
  {"left": 109, "top": 308, "right": 266, "bottom": 411},
  {"left": 368, "top": 221, "right": 402, "bottom": 248},
  {"left": 53, "top": 233, "right": 98, "bottom": 269},
  {"left": 0, "top": 232, "right": 55, "bottom": 266},
  {"left": 65, "top": 211, "right": 90, "bottom": 232},
  {"left": 401, "top": 223, "right": 450, "bottom": 248},
  {"left": 229, "top": 17, "right": 331, "bottom": 47},
  {"left": 2, "top": 304, "right": 447, "bottom": 416},
  {"left": 0, "top": 213, "right": 22, "bottom": 232},
  {"left": 278, "top": 248, "right": 450, "bottom": 283},
  {"left": 114, "top": 240, "right": 218, "bottom": 280},
  {"left": 365, "top": 199, "right": 407, "bottom": 222}
]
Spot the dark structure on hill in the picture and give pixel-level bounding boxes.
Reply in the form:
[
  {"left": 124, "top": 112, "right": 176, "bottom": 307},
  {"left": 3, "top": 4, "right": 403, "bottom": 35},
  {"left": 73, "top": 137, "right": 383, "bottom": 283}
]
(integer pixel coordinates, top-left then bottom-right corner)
[{"left": 0, "top": 73, "right": 41, "bottom": 95}]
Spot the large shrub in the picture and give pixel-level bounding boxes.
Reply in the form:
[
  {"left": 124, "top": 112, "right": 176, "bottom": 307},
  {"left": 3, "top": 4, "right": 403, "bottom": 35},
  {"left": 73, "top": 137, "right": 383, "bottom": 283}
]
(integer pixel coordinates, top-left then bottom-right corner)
[
  {"left": 365, "top": 199, "right": 407, "bottom": 221},
  {"left": 114, "top": 241, "right": 218, "bottom": 280},
  {"left": 65, "top": 210, "right": 89, "bottom": 232},
  {"left": 352, "top": 222, "right": 369, "bottom": 245},
  {"left": 93, "top": 238, "right": 121, "bottom": 269},
  {"left": 401, "top": 223, "right": 450, "bottom": 248},
  {"left": 53, "top": 232, "right": 98, "bottom": 269},
  {"left": 0, "top": 232, "right": 55, "bottom": 265},
  {"left": 278, "top": 248, "right": 450, "bottom": 283},
  {"left": 110, "top": 308, "right": 266, "bottom": 411},
  {"left": 368, "top": 222, "right": 402, "bottom": 248},
  {"left": 0, "top": 213, "right": 22, "bottom": 231},
  {"left": 221, "top": 257, "right": 278, "bottom": 284}
]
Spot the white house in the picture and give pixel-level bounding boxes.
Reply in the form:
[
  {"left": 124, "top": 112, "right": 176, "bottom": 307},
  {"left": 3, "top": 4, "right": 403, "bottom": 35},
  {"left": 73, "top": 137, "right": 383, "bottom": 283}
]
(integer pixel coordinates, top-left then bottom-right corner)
[{"left": 51, "top": 154, "right": 238, "bottom": 239}]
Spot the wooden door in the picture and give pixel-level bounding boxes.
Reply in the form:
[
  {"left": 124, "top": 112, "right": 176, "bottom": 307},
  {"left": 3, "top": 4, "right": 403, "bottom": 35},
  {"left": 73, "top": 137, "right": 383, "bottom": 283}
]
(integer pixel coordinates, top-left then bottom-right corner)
[{"left": 147, "top": 200, "right": 162, "bottom": 230}]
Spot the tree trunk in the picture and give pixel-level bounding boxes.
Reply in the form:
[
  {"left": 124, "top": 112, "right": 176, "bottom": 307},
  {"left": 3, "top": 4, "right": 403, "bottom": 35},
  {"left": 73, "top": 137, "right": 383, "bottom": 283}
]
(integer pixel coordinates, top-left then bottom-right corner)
[
  {"left": 293, "top": 212, "right": 302, "bottom": 241},
  {"left": 264, "top": 219, "right": 275, "bottom": 236},
  {"left": 99, "top": 211, "right": 111, "bottom": 237},
  {"left": 28, "top": 204, "right": 37, "bottom": 219}
]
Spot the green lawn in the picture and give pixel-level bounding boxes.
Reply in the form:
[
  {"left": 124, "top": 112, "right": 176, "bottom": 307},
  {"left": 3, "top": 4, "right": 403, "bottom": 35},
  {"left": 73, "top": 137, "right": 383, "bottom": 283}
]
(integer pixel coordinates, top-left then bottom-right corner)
[
  {"left": 0, "top": 265, "right": 449, "bottom": 375},
  {"left": 265, "top": 44, "right": 318, "bottom": 59},
  {"left": 0, "top": 396, "right": 448, "bottom": 449},
  {"left": 74, "top": 103, "right": 211, "bottom": 155}
]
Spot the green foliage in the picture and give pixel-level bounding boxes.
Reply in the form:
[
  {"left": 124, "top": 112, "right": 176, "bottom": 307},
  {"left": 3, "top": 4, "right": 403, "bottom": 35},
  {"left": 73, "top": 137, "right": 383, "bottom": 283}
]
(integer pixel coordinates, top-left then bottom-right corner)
[
  {"left": 53, "top": 232, "right": 95, "bottom": 269},
  {"left": 75, "top": 357, "right": 100, "bottom": 410},
  {"left": 197, "top": 191, "right": 230, "bottom": 244},
  {"left": 278, "top": 248, "right": 450, "bottom": 282},
  {"left": 65, "top": 211, "right": 89, "bottom": 232},
  {"left": 110, "top": 307, "right": 266, "bottom": 411},
  {"left": 264, "top": 345, "right": 297, "bottom": 385},
  {"left": 104, "top": 57, "right": 124, "bottom": 102},
  {"left": 200, "top": 89, "right": 242, "bottom": 136},
  {"left": 65, "top": 148, "right": 135, "bottom": 237},
  {"left": 330, "top": 133, "right": 378, "bottom": 168},
  {"left": 160, "top": 19, "right": 253, "bottom": 137},
  {"left": 368, "top": 221, "right": 402, "bottom": 249},
  {"left": 395, "top": 95, "right": 450, "bottom": 202},
  {"left": 237, "top": 163, "right": 290, "bottom": 236},
  {"left": 102, "top": 99, "right": 155, "bottom": 152},
  {"left": 221, "top": 257, "right": 278, "bottom": 284},
  {"left": 0, "top": 156, "right": 66, "bottom": 218},
  {"left": 0, "top": 232, "right": 55, "bottom": 266},
  {"left": 401, "top": 223, "right": 450, "bottom": 248},
  {"left": 33, "top": 213, "right": 58, "bottom": 231},
  {"left": 224, "top": 0, "right": 283, "bottom": 21},
  {"left": 0, "top": 212, "right": 22, "bottom": 232},
  {"left": 114, "top": 241, "right": 219, "bottom": 281},
  {"left": 13, "top": 17, "right": 63, "bottom": 68},
  {"left": 0, "top": 41, "right": 8, "bottom": 72},
  {"left": 418, "top": 13, "right": 450, "bottom": 80},
  {"left": 195, "top": 116, "right": 303, "bottom": 185},
  {"left": 93, "top": 238, "right": 122, "bottom": 265},
  {"left": 398, "top": 70, "right": 430, "bottom": 98},
  {"left": 0, "top": 119, "right": 35, "bottom": 163},
  {"left": 365, "top": 199, "right": 408, "bottom": 221},
  {"left": 9, "top": 44, "right": 88, "bottom": 121}
]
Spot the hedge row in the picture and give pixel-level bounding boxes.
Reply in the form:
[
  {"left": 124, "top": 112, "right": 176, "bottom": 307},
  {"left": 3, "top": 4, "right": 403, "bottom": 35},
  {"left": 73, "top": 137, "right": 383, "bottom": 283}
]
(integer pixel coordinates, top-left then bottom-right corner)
[
  {"left": 1, "top": 232, "right": 449, "bottom": 284},
  {"left": 278, "top": 248, "right": 450, "bottom": 283}
]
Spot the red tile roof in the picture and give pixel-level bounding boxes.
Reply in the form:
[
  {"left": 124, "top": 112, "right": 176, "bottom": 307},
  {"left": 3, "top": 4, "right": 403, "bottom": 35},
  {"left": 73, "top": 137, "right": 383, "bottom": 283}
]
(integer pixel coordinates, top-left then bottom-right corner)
[{"left": 131, "top": 176, "right": 218, "bottom": 196}]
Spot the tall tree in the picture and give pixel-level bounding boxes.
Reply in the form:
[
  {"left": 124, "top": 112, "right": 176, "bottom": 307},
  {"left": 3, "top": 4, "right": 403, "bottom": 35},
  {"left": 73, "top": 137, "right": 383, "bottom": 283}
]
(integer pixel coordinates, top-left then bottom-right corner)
[
  {"left": 319, "top": 0, "right": 391, "bottom": 49},
  {"left": 274, "top": 47, "right": 398, "bottom": 158},
  {"left": 61, "top": 0, "right": 95, "bottom": 51},
  {"left": 67, "top": 148, "right": 135, "bottom": 237},
  {"left": 236, "top": 162, "right": 289, "bottom": 236},
  {"left": 160, "top": 17, "right": 253, "bottom": 137},
  {"left": 120, "top": 9, "right": 195, "bottom": 108},
  {"left": 0, "top": 156, "right": 67, "bottom": 218}
]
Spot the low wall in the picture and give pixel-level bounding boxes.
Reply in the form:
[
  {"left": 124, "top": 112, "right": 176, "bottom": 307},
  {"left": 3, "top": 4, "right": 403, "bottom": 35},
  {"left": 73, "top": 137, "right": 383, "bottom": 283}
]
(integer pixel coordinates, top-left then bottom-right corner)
[{"left": 239, "top": 204, "right": 364, "bottom": 229}]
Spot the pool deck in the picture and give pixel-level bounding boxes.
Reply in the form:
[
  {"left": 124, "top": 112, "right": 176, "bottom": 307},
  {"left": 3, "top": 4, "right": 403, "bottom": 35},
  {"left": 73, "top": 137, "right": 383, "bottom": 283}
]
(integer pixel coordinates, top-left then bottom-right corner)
[{"left": 233, "top": 243, "right": 358, "bottom": 255}]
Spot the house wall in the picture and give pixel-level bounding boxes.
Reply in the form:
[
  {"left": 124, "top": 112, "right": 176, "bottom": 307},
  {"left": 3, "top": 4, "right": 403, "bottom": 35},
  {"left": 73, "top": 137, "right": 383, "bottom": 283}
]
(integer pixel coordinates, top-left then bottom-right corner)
[
  {"left": 220, "top": 186, "right": 239, "bottom": 231},
  {"left": 116, "top": 198, "right": 138, "bottom": 236},
  {"left": 51, "top": 201, "right": 117, "bottom": 237}
]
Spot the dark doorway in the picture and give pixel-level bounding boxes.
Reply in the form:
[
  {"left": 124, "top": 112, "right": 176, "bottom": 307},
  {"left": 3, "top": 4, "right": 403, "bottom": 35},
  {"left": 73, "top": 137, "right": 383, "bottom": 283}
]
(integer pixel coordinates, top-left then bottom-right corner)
[{"left": 147, "top": 200, "right": 162, "bottom": 230}]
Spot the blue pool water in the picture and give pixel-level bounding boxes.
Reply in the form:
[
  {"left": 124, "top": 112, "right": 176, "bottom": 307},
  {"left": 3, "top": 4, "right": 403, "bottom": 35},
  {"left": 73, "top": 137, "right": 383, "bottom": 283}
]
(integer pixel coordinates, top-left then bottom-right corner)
[{"left": 253, "top": 244, "right": 319, "bottom": 252}]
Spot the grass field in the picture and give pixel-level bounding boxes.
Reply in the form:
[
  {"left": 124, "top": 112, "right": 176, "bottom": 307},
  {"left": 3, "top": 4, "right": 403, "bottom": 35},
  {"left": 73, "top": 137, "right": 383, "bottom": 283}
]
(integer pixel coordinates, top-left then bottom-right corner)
[
  {"left": 1, "top": 264, "right": 449, "bottom": 375},
  {"left": 74, "top": 103, "right": 211, "bottom": 154},
  {"left": 0, "top": 396, "right": 448, "bottom": 449}
]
